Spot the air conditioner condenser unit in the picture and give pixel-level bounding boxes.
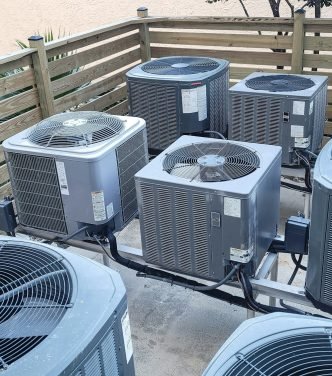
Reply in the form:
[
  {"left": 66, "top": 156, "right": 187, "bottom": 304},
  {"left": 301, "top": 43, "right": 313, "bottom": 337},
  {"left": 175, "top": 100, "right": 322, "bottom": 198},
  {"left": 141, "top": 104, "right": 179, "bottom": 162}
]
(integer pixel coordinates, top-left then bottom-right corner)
[
  {"left": 0, "top": 236, "right": 135, "bottom": 375},
  {"left": 127, "top": 56, "right": 229, "bottom": 152},
  {"left": 228, "top": 72, "right": 328, "bottom": 165},
  {"left": 203, "top": 313, "right": 332, "bottom": 376},
  {"left": 135, "top": 135, "right": 281, "bottom": 281},
  {"left": 3, "top": 111, "right": 148, "bottom": 238}
]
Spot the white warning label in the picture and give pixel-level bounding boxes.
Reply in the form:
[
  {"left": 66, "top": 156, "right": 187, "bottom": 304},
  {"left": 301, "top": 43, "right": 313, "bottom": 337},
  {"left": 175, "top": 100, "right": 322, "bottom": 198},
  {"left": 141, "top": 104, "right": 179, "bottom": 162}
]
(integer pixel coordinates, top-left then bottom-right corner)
[
  {"left": 291, "top": 125, "right": 304, "bottom": 138},
  {"left": 181, "top": 85, "right": 207, "bottom": 121},
  {"left": 293, "top": 101, "right": 305, "bottom": 116},
  {"left": 224, "top": 197, "right": 241, "bottom": 218},
  {"left": 121, "top": 309, "right": 133, "bottom": 363},
  {"left": 91, "top": 191, "right": 106, "bottom": 221},
  {"left": 55, "top": 161, "right": 69, "bottom": 195}
]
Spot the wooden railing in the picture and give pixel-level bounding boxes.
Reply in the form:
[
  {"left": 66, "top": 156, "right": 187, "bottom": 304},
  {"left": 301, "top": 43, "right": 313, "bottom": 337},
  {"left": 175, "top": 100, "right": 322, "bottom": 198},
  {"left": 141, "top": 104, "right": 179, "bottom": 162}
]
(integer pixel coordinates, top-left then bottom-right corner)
[{"left": 0, "top": 8, "right": 332, "bottom": 195}]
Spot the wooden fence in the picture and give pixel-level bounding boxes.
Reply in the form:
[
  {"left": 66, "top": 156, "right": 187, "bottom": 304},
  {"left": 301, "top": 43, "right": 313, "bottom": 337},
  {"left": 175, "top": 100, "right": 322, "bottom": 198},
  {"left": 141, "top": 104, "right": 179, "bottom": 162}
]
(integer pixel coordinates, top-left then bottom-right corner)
[{"left": 0, "top": 8, "right": 332, "bottom": 195}]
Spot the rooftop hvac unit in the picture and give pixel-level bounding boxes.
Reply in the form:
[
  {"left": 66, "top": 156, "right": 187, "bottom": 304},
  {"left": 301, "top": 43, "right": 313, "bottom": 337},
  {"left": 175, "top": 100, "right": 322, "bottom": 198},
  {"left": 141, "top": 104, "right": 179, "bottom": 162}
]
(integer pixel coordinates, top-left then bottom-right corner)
[
  {"left": 135, "top": 135, "right": 281, "bottom": 281},
  {"left": 202, "top": 313, "right": 332, "bottom": 376},
  {"left": 306, "top": 139, "right": 332, "bottom": 313},
  {"left": 3, "top": 111, "right": 148, "bottom": 238},
  {"left": 0, "top": 236, "right": 135, "bottom": 375},
  {"left": 228, "top": 72, "right": 328, "bottom": 165},
  {"left": 126, "top": 56, "right": 229, "bottom": 152}
]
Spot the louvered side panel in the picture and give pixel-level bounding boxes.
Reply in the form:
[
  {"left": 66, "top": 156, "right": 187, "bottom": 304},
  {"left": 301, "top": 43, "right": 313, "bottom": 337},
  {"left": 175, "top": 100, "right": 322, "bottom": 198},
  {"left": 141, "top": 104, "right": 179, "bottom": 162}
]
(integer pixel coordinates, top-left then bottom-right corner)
[
  {"left": 101, "top": 330, "right": 119, "bottom": 376},
  {"left": 139, "top": 181, "right": 210, "bottom": 278},
  {"left": 229, "top": 94, "right": 282, "bottom": 146},
  {"left": 84, "top": 350, "right": 103, "bottom": 376},
  {"left": 229, "top": 94, "right": 242, "bottom": 140},
  {"left": 312, "top": 85, "right": 327, "bottom": 152},
  {"left": 128, "top": 81, "right": 178, "bottom": 150},
  {"left": 116, "top": 130, "right": 148, "bottom": 225},
  {"left": 209, "top": 70, "right": 229, "bottom": 136},
  {"left": 157, "top": 187, "right": 176, "bottom": 268},
  {"left": 7, "top": 153, "right": 67, "bottom": 234},
  {"left": 322, "top": 199, "right": 332, "bottom": 305},
  {"left": 192, "top": 194, "right": 209, "bottom": 277},
  {"left": 139, "top": 183, "right": 159, "bottom": 265}
]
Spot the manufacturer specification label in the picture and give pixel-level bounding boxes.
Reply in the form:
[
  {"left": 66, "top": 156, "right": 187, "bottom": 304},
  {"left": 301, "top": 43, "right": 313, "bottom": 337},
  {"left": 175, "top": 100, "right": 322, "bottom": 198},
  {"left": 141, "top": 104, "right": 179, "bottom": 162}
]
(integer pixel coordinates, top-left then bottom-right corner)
[
  {"left": 291, "top": 125, "right": 304, "bottom": 138},
  {"left": 55, "top": 161, "right": 69, "bottom": 195},
  {"left": 91, "top": 191, "right": 106, "bottom": 221},
  {"left": 224, "top": 197, "right": 241, "bottom": 218},
  {"left": 121, "top": 309, "right": 133, "bottom": 363},
  {"left": 181, "top": 85, "right": 207, "bottom": 121},
  {"left": 293, "top": 101, "right": 305, "bottom": 115}
]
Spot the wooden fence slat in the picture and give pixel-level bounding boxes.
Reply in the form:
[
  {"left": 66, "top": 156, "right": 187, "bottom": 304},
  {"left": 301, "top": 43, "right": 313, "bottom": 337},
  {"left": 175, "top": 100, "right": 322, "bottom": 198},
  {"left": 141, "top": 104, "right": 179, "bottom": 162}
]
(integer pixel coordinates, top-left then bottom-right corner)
[
  {"left": 106, "top": 99, "right": 129, "bottom": 116},
  {"left": 0, "top": 69, "right": 35, "bottom": 97},
  {"left": 49, "top": 33, "right": 140, "bottom": 78},
  {"left": 0, "top": 55, "right": 33, "bottom": 76},
  {"left": 304, "top": 36, "right": 332, "bottom": 52},
  {"left": 78, "top": 84, "right": 127, "bottom": 112},
  {"left": 54, "top": 68, "right": 129, "bottom": 112},
  {"left": 291, "top": 10, "right": 305, "bottom": 74},
  {"left": 46, "top": 24, "right": 138, "bottom": 59},
  {"left": 303, "top": 54, "right": 332, "bottom": 70},
  {"left": 52, "top": 48, "right": 140, "bottom": 96},
  {"left": 150, "top": 20, "right": 294, "bottom": 32},
  {"left": 151, "top": 46, "right": 292, "bottom": 66},
  {"left": 325, "top": 121, "right": 332, "bottom": 134},
  {"left": 0, "top": 107, "right": 42, "bottom": 142},
  {"left": 150, "top": 31, "right": 293, "bottom": 49},
  {"left": 0, "top": 182, "right": 11, "bottom": 197},
  {"left": 0, "top": 165, "right": 9, "bottom": 186},
  {"left": 0, "top": 146, "right": 5, "bottom": 165},
  {"left": 0, "top": 88, "right": 39, "bottom": 120}
]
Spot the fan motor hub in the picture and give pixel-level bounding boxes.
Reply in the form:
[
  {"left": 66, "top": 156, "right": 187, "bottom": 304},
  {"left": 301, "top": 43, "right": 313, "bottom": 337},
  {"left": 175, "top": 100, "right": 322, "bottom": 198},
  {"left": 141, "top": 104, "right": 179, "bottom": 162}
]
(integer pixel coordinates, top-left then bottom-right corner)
[
  {"left": 171, "top": 63, "right": 190, "bottom": 68},
  {"left": 271, "top": 79, "right": 289, "bottom": 86},
  {"left": 197, "top": 154, "right": 225, "bottom": 167},
  {"left": 63, "top": 118, "right": 88, "bottom": 127}
]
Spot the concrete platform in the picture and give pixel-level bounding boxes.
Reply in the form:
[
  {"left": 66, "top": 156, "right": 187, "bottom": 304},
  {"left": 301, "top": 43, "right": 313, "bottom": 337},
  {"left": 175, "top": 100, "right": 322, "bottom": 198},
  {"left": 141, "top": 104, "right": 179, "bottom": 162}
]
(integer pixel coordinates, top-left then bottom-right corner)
[{"left": 64, "top": 186, "right": 313, "bottom": 376}]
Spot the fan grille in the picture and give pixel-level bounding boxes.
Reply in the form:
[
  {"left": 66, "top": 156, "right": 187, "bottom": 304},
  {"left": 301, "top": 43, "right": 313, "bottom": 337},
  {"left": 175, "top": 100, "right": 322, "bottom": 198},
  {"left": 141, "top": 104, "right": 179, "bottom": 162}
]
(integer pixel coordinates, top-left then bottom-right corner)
[
  {"left": 28, "top": 111, "right": 124, "bottom": 148},
  {"left": 224, "top": 332, "right": 332, "bottom": 376},
  {"left": 142, "top": 57, "right": 221, "bottom": 75},
  {"left": 245, "top": 75, "right": 315, "bottom": 92},
  {"left": 0, "top": 240, "right": 73, "bottom": 369},
  {"left": 163, "top": 142, "right": 260, "bottom": 182}
]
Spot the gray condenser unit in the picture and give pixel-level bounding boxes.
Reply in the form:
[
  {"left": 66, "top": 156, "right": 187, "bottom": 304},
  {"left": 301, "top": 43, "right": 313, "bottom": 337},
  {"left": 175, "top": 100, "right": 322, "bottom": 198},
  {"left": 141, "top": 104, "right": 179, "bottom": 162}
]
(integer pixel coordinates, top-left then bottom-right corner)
[
  {"left": 126, "top": 56, "right": 229, "bottom": 151},
  {"left": 202, "top": 313, "right": 332, "bottom": 375},
  {"left": 0, "top": 236, "right": 135, "bottom": 375},
  {"left": 306, "top": 139, "right": 332, "bottom": 313},
  {"left": 228, "top": 72, "right": 328, "bottom": 165},
  {"left": 3, "top": 111, "right": 148, "bottom": 237},
  {"left": 135, "top": 135, "right": 281, "bottom": 281}
]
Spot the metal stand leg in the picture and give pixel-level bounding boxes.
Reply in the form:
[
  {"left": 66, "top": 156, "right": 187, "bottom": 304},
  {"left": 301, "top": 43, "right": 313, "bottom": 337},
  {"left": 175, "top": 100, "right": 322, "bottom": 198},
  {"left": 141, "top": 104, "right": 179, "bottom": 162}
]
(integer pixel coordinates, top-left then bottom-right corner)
[
  {"left": 304, "top": 192, "right": 311, "bottom": 219},
  {"left": 269, "top": 254, "right": 279, "bottom": 307},
  {"left": 102, "top": 253, "right": 111, "bottom": 267}
]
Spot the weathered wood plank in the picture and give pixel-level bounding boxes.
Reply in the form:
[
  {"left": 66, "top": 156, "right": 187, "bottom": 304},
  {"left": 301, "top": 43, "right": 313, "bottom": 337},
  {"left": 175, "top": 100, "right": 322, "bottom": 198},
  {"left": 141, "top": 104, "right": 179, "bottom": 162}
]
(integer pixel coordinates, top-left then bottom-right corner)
[
  {"left": 52, "top": 48, "right": 140, "bottom": 96},
  {"left": 291, "top": 10, "right": 305, "bottom": 74},
  {"left": 0, "top": 107, "right": 42, "bottom": 142},
  {"left": 49, "top": 33, "right": 140, "bottom": 78},
  {"left": 0, "top": 69, "right": 35, "bottom": 97},
  {"left": 151, "top": 46, "right": 292, "bottom": 66},
  {"left": 303, "top": 54, "right": 332, "bottom": 70},
  {"left": 54, "top": 68, "right": 128, "bottom": 112},
  {"left": 106, "top": 99, "right": 129, "bottom": 116},
  {"left": 0, "top": 146, "right": 5, "bottom": 165},
  {"left": 304, "top": 36, "right": 332, "bottom": 51},
  {"left": 230, "top": 66, "right": 287, "bottom": 80},
  {"left": 46, "top": 24, "right": 139, "bottom": 58},
  {"left": 326, "top": 104, "right": 332, "bottom": 119},
  {"left": 325, "top": 121, "right": 332, "bottom": 134},
  {"left": 151, "top": 19, "right": 294, "bottom": 32},
  {"left": 0, "top": 182, "right": 12, "bottom": 197},
  {"left": 0, "top": 88, "right": 39, "bottom": 120},
  {"left": 78, "top": 84, "right": 127, "bottom": 112},
  {"left": 0, "top": 165, "right": 9, "bottom": 186},
  {"left": 29, "top": 37, "right": 55, "bottom": 117},
  {"left": 0, "top": 55, "right": 33, "bottom": 76},
  {"left": 150, "top": 31, "right": 293, "bottom": 49}
]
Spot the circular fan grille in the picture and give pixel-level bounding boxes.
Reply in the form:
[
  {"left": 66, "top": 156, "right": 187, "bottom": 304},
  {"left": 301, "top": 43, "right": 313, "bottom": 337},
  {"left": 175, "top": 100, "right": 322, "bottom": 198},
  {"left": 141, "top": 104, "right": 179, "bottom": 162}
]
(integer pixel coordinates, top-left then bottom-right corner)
[
  {"left": 0, "top": 241, "right": 73, "bottom": 369},
  {"left": 28, "top": 111, "right": 124, "bottom": 148},
  {"left": 141, "top": 57, "right": 221, "bottom": 75},
  {"left": 245, "top": 75, "right": 315, "bottom": 92},
  {"left": 163, "top": 142, "right": 260, "bottom": 182},
  {"left": 224, "top": 332, "right": 332, "bottom": 376}
]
